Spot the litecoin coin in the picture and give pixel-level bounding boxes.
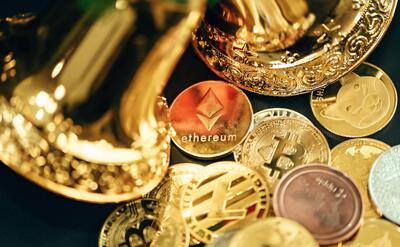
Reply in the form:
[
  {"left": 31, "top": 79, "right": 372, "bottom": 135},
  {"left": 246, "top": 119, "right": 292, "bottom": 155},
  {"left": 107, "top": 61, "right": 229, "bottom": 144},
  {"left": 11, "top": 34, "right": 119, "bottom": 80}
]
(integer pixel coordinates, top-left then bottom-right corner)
[
  {"left": 99, "top": 199, "right": 189, "bottom": 247},
  {"left": 170, "top": 81, "right": 253, "bottom": 159},
  {"left": 369, "top": 145, "right": 400, "bottom": 225},
  {"left": 331, "top": 138, "right": 389, "bottom": 218},
  {"left": 181, "top": 161, "right": 269, "bottom": 244},
  {"left": 342, "top": 218, "right": 400, "bottom": 247},
  {"left": 273, "top": 164, "right": 363, "bottom": 245},
  {"left": 229, "top": 217, "right": 318, "bottom": 247},
  {"left": 311, "top": 62, "right": 397, "bottom": 137},
  {"left": 233, "top": 108, "right": 311, "bottom": 162},
  {"left": 241, "top": 117, "right": 330, "bottom": 190}
]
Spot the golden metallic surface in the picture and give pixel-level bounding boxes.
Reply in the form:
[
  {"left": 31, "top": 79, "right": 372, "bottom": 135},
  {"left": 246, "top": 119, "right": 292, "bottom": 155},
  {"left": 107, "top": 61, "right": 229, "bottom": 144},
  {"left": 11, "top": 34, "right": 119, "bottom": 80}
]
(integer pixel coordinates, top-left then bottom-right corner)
[
  {"left": 193, "top": 0, "right": 397, "bottom": 96},
  {"left": 170, "top": 81, "right": 253, "bottom": 159},
  {"left": 99, "top": 199, "right": 189, "bottom": 247},
  {"left": 343, "top": 218, "right": 400, "bottom": 247},
  {"left": 181, "top": 161, "right": 269, "bottom": 244},
  {"left": 311, "top": 62, "right": 397, "bottom": 137},
  {"left": 0, "top": 0, "right": 205, "bottom": 203},
  {"left": 331, "top": 138, "right": 390, "bottom": 218},
  {"left": 233, "top": 108, "right": 311, "bottom": 162},
  {"left": 229, "top": 217, "right": 319, "bottom": 247},
  {"left": 241, "top": 117, "right": 330, "bottom": 191}
]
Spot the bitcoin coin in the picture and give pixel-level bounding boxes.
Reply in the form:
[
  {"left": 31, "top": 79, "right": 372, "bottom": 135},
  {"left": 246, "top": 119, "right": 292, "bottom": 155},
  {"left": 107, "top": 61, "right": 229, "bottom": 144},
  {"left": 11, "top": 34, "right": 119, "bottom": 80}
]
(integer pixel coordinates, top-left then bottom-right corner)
[
  {"left": 233, "top": 108, "right": 311, "bottom": 162},
  {"left": 229, "top": 217, "right": 319, "bottom": 247},
  {"left": 181, "top": 161, "right": 269, "bottom": 244},
  {"left": 342, "top": 218, "right": 400, "bottom": 247},
  {"left": 241, "top": 117, "right": 330, "bottom": 190},
  {"left": 170, "top": 81, "right": 253, "bottom": 159},
  {"left": 98, "top": 199, "right": 189, "bottom": 247},
  {"left": 273, "top": 164, "right": 363, "bottom": 245},
  {"left": 369, "top": 145, "right": 400, "bottom": 225},
  {"left": 311, "top": 62, "right": 397, "bottom": 137},
  {"left": 331, "top": 138, "right": 389, "bottom": 218}
]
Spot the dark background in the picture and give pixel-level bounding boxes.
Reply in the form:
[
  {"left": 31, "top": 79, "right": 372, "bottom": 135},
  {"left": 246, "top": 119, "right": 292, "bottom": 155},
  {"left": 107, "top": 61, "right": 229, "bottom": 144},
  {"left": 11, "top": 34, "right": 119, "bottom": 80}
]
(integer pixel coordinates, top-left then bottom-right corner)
[{"left": 0, "top": 1, "right": 399, "bottom": 246}]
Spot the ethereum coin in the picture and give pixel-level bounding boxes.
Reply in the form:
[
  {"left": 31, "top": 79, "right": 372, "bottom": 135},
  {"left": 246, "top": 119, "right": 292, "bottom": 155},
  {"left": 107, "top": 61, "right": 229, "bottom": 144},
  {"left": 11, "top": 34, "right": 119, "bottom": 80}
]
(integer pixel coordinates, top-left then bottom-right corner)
[
  {"left": 229, "top": 217, "right": 319, "bottom": 247},
  {"left": 233, "top": 108, "right": 311, "bottom": 162},
  {"left": 170, "top": 81, "right": 253, "bottom": 159},
  {"left": 241, "top": 117, "right": 330, "bottom": 191},
  {"left": 369, "top": 145, "right": 400, "bottom": 225},
  {"left": 331, "top": 138, "right": 389, "bottom": 218},
  {"left": 311, "top": 62, "right": 397, "bottom": 137},
  {"left": 181, "top": 161, "right": 269, "bottom": 244}
]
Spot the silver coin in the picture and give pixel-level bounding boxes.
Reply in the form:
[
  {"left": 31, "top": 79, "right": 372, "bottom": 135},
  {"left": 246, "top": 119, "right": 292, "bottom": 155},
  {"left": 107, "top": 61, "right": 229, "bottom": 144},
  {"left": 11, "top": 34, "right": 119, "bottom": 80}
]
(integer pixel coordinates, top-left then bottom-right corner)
[
  {"left": 233, "top": 108, "right": 311, "bottom": 162},
  {"left": 369, "top": 145, "right": 400, "bottom": 225}
]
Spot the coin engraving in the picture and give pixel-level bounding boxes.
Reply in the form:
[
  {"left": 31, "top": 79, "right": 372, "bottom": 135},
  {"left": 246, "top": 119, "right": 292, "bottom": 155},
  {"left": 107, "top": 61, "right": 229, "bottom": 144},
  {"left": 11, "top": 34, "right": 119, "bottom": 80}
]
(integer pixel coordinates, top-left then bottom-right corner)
[
  {"left": 196, "top": 88, "right": 224, "bottom": 131},
  {"left": 181, "top": 162, "right": 269, "bottom": 244},
  {"left": 311, "top": 63, "right": 397, "bottom": 137},
  {"left": 242, "top": 118, "right": 330, "bottom": 190}
]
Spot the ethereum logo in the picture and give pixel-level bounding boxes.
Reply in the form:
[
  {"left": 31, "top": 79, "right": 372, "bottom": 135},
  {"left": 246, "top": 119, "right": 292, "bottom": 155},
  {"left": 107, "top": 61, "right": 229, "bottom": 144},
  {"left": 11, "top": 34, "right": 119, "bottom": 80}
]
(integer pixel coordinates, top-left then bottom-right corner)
[{"left": 196, "top": 88, "right": 224, "bottom": 131}]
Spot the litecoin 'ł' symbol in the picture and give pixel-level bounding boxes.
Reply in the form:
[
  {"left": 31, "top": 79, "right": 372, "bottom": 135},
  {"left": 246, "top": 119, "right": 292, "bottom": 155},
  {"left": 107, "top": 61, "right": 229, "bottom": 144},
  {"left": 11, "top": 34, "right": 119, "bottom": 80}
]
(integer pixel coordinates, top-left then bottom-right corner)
[
  {"left": 258, "top": 132, "right": 305, "bottom": 179},
  {"left": 196, "top": 88, "right": 224, "bottom": 131},
  {"left": 182, "top": 162, "right": 269, "bottom": 244}
]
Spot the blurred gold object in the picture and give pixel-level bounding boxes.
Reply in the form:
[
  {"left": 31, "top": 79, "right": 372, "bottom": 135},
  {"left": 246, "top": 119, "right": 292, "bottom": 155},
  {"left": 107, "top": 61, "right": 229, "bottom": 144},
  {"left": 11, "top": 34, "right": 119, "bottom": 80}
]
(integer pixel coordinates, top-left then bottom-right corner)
[
  {"left": 0, "top": 0, "right": 204, "bottom": 203},
  {"left": 311, "top": 62, "right": 397, "bottom": 137},
  {"left": 193, "top": 0, "right": 397, "bottom": 96}
]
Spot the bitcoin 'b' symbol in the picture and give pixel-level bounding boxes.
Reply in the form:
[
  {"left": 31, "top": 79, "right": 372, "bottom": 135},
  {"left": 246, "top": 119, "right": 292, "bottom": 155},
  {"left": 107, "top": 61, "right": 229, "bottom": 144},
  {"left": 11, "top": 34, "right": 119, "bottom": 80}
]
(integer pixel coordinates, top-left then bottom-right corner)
[{"left": 258, "top": 132, "right": 305, "bottom": 178}]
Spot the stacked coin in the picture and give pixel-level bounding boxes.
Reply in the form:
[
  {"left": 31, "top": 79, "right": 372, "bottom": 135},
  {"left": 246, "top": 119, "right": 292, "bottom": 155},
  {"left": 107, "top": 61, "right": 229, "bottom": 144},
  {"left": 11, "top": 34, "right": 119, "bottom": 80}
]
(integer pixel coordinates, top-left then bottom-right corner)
[{"left": 98, "top": 68, "right": 400, "bottom": 246}]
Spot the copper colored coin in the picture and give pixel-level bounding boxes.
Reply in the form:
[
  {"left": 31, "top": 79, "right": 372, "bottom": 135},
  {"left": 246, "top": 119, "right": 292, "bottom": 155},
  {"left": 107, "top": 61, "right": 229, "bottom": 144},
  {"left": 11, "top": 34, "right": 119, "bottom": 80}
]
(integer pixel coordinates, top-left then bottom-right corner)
[
  {"left": 273, "top": 164, "right": 363, "bottom": 245},
  {"left": 170, "top": 81, "right": 253, "bottom": 159}
]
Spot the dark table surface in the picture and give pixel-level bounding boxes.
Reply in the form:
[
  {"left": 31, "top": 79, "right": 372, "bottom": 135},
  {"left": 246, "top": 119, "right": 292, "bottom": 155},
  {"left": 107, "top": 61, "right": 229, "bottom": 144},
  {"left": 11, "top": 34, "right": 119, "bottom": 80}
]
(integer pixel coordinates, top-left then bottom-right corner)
[{"left": 0, "top": 1, "right": 399, "bottom": 247}]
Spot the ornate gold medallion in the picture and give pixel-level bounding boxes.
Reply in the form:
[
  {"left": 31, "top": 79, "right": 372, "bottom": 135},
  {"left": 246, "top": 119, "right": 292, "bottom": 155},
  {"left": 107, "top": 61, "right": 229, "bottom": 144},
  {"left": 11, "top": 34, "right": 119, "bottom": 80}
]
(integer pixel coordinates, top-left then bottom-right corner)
[
  {"left": 181, "top": 162, "right": 269, "bottom": 244},
  {"left": 193, "top": 0, "right": 397, "bottom": 96},
  {"left": 170, "top": 81, "right": 253, "bottom": 159},
  {"left": 241, "top": 117, "right": 330, "bottom": 190},
  {"left": 311, "top": 62, "right": 397, "bottom": 137},
  {"left": 229, "top": 217, "right": 319, "bottom": 247},
  {"left": 343, "top": 218, "right": 400, "bottom": 247},
  {"left": 331, "top": 138, "right": 390, "bottom": 218}
]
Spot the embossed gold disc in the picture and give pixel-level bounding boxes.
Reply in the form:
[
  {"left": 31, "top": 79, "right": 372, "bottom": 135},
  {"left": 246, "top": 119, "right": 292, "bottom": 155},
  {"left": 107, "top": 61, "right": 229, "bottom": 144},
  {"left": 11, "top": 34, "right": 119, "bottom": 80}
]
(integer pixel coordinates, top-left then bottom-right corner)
[
  {"left": 170, "top": 81, "right": 253, "bottom": 159},
  {"left": 229, "top": 217, "right": 319, "bottom": 247},
  {"left": 193, "top": 0, "right": 397, "bottom": 96},
  {"left": 311, "top": 62, "right": 397, "bottom": 137},
  {"left": 343, "top": 218, "right": 400, "bottom": 247},
  {"left": 331, "top": 138, "right": 390, "bottom": 218},
  {"left": 181, "top": 161, "right": 269, "bottom": 244},
  {"left": 99, "top": 199, "right": 189, "bottom": 247},
  {"left": 241, "top": 117, "right": 330, "bottom": 191}
]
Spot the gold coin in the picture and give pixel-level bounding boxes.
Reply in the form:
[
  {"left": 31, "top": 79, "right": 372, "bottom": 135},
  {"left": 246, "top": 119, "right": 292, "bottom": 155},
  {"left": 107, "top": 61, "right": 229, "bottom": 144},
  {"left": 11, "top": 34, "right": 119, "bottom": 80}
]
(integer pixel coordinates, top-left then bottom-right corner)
[
  {"left": 343, "top": 218, "right": 400, "bottom": 247},
  {"left": 181, "top": 161, "right": 269, "bottom": 244},
  {"left": 99, "top": 199, "right": 189, "bottom": 247},
  {"left": 229, "top": 217, "right": 319, "bottom": 247},
  {"left": 331, "top": 138, "right": 390, "bottom": 218},
  {"left": 241, "top": 117, "right": 331, "bottom": 191},
  {"left": 170, "top": 81, "right": 253, "bottom": 159},
  {"left": 311, "top": 62, "right": 397, "bottom": 137}
]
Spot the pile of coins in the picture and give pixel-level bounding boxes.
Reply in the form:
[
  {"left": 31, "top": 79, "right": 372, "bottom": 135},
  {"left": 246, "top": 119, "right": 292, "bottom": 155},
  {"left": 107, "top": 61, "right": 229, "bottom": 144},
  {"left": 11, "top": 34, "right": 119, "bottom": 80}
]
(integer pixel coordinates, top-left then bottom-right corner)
[{"left": 99, "top": 61, "right": 400, "bottom": 246}]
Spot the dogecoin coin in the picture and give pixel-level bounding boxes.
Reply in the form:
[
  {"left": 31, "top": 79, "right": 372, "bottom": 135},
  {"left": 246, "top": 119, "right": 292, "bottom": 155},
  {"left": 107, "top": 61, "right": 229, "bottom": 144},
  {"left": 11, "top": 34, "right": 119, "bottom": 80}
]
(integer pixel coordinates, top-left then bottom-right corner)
[
  {"left": 273, "top": 164, "right": 363, "bottom": 245},
  {"left": 342, "top": 218, "right": 400, "bottom": 247},
  {"left": 233, "top": 108, "right": 311, "bottom": 162},
  {"left": 229, "top": 217, "right": 319, "bottom": 247},
  {"left": 241, "top": 117, "right": 330, "bottom": 190},
  {"left": 369, "top": 145, "right": 400, "bottom": 225},
  {"left": 331, "top": 138, "right": 389, "bottom": 218},
  {"left": 170, "top": 81, "right": 253, "bottom": 159},
  {"left": 181, "top": 161, "right": 269, "bottom": 244},
  {"left": 98, "top": 199, "right": 189, "bottom": 247},
  {"left": 311, "top": 62, "right": 397, "bottom": 137}
]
